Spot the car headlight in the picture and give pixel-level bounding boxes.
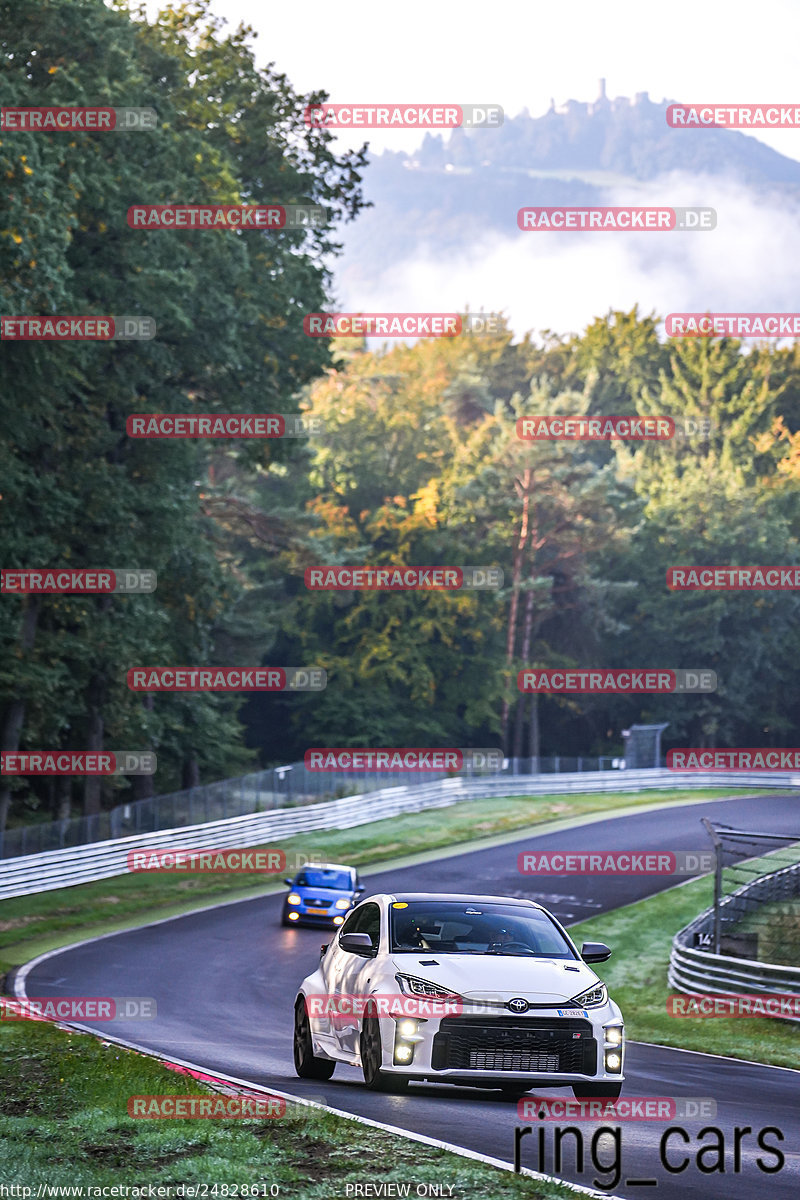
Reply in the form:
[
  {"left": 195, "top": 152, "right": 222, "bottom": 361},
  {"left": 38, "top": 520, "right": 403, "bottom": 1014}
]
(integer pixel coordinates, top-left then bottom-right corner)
[
  {"left": 571, "top": 982, "right": 608, "bottom": 1008},
  {"left": 334, "top": 898, "right": 351, "bottom": 909},
  {"left": 286, "top": 893, "right": 302, "bottom": 905},
  {"left": 396, "top": 973, "right": 462, "bottom": 1001}
]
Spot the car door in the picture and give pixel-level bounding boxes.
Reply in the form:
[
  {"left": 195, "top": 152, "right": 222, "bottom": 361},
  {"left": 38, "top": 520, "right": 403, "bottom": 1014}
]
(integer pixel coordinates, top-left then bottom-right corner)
[{"left": 334, "top": 901, "right": 383, "bottom": 1056}]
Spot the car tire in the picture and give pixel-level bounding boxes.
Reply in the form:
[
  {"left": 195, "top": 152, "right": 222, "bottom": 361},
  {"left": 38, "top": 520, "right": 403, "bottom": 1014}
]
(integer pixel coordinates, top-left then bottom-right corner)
[
  {"left": 360, "top": 1014, "right": 408, "bottom": 1093},
  {"left": 281, "top": 910, "right": 292, "bottom": 927},
  {"left": 572, "top": 1082, "right": 622, "bottom": 1099},
  {"left": 294, "top": 998, "right": 335, "bottom": 1079}
]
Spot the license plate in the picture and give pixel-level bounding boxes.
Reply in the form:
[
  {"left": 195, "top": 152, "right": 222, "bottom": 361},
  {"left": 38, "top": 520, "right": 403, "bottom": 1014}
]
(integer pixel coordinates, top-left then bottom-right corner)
[
  {"left": 306, "top": 907, "right": 327, "bottom": 915},
  {"left": 558, "top": 1008, "right": 588, "bottom": 1018}
]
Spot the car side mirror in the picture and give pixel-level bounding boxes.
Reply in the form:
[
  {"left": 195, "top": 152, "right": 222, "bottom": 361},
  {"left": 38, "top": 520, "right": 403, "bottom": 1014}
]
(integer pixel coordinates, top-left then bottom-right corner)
[
  {"left": 320, "top": 943, "right": 330, "bottom": 960},
  {"left": 580, "top": 941, "right": 612, "bottom": 963},
  {"left": 339, "top": 932, "right": 375, "bottom": 956},
  {"left": 283, "top": 878, "right": 294, "bottom": 887}
]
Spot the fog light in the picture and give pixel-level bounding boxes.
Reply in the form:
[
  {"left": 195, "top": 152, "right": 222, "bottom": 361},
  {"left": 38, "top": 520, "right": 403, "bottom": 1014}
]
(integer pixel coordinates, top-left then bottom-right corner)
[
  {"left": 397, "top": 1019, "right": 417, "bottom": 1038},
  {"left": 605, "top": 1027, "right": 623, "bottom": 1046},
  {"left": 288, "top": 911, "right": 299, "bottom": 921},
  {"left": 333, "top": 916, "right": 344, "bottom": 925},
  {"left": 605, "top": 1051, "right": 622, "bottom": 1071},
  {"left": 394, "top": 1044, "right": 413, "bottom": 1063}
]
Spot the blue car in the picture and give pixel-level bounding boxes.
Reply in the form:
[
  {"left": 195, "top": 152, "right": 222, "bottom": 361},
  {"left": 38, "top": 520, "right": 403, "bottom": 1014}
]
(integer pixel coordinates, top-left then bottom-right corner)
[{"left": 281, "top": 862, "right": 365, "bottom": 928}]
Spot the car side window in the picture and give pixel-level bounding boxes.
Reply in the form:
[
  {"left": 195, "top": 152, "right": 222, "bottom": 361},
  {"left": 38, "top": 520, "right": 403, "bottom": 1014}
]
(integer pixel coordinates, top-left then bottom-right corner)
[
  {"left": 338, "top": 908, "right": 363, "bottom": 938},
  {"left": 358, "top": 903, "right": 381, "bottom": 949},
  {"left": 339, "top": 902, "right": 381, "bottom": 948}
]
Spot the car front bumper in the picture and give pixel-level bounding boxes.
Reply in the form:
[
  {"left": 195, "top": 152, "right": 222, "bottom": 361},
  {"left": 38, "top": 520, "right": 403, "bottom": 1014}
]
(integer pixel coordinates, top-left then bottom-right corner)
[
  {"left": 371, "top": 1002, "right": 625, "bottom": 1084},
  {"left": 284, "top": 901, "right": 355, "bottom": 926}
]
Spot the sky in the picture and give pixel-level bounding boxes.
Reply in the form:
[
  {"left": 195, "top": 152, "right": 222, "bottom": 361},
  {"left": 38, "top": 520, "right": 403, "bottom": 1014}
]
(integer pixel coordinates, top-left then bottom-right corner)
[
  {"left": 143, "top": 0, "right": 800, "bottom": 160},
  {"left": 142, "top": 0, "right": 800, "bottom": 339}
]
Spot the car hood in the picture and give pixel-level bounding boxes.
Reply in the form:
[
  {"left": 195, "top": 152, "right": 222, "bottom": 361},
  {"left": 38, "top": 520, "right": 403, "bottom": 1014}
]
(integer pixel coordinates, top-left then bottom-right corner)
[{"left": 390, "top": 954, "right": 600, "bottom": 1004}]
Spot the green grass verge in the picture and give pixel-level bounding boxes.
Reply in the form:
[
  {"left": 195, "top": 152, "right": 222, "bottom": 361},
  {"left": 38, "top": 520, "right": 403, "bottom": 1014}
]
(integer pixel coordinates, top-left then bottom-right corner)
[
  {"left": 0, "top": 1018, "right": 577, "bottom": 1197},
  {"left": 570, "top": 877, "right": 800, "bottom": 1070},
  {"left": 0, "top": 788, "right": 752, "bottom": 977}
]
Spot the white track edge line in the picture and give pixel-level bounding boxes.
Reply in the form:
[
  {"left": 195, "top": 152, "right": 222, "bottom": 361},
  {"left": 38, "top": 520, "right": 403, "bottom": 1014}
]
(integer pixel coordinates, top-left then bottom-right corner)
[{"left": 0, "top": 1013, "right": 620, "bottom": 1200}]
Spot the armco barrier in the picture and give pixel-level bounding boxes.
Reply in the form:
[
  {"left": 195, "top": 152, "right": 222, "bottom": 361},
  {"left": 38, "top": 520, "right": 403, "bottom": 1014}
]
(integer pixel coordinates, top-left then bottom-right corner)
[
  {"left": 0, "top": 754, "right": 618, "bottom": 858},
  {"left": 0, "top": 769, "right": 796, "bottom": 901}
]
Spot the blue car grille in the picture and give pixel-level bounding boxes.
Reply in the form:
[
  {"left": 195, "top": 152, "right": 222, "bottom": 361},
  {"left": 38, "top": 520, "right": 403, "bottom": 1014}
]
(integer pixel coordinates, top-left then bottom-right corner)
[{"left": 303, "top": 898, "right": 333, "bottom": 908}]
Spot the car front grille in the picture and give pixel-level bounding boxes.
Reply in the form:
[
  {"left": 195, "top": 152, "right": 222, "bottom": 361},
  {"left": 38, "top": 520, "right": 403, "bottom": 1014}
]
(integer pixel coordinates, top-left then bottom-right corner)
[
  {"left": 304, "top": 899, "right": 332, "bottom": 907},
  {"left": 431, "top": 1017, "right": 596, "bottom": 1075}
]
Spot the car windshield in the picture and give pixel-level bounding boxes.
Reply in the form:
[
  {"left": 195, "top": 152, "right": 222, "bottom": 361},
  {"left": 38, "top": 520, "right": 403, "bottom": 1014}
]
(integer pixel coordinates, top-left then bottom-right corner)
[
  {"left": 295, "top": 869, "right": 352, "bottom": 890},
  {"left": 390, "top": 901, "right": 578, "bottom": 958}
]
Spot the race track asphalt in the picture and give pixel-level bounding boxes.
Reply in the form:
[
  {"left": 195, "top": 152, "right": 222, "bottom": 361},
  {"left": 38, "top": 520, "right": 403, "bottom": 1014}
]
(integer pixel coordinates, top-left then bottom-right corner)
[{"left": 21, "top": 792, "right": 800, "bottom": 1199}]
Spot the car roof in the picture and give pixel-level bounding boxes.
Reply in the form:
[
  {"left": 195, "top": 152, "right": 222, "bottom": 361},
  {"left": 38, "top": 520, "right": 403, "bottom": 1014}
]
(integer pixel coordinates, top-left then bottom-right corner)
[
  {"left": 369, "top": 892, "right": 545, "bottom": 910},
  {"left": 296, "top": 862, "right": 355, "bottom": 874}
]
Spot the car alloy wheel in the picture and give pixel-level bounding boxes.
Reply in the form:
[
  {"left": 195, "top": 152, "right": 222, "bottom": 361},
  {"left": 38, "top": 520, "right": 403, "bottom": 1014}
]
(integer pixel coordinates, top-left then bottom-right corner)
[
  {"left": 360, "top": 1010, "right": 408, "bottom": 1093},
  {"left": 293, "top": 998, "right": 335, "bottom": 1079}
]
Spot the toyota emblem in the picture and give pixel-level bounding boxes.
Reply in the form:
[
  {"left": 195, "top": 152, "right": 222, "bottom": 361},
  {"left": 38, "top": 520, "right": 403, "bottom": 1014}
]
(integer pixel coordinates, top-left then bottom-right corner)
[{"left": 507, "top": 997, "right": 529, "bottom": 1013}]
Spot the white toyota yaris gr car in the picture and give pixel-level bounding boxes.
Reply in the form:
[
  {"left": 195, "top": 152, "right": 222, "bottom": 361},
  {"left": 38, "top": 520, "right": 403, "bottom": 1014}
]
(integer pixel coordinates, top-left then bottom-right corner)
[{"left": 293, "top": 892, "right": 624, "bottom": 1095}]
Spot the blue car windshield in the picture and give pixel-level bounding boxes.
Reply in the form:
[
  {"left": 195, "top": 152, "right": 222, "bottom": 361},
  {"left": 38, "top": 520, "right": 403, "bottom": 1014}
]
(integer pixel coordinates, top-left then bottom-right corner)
[{"left": 295, "top": 869, "right": 352, "bottom": 890}]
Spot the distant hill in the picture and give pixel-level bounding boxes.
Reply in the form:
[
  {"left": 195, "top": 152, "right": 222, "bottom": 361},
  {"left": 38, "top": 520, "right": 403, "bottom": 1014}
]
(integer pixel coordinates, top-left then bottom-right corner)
[{"left": 336, "top": 86, "right": 800, "bottom": 299}]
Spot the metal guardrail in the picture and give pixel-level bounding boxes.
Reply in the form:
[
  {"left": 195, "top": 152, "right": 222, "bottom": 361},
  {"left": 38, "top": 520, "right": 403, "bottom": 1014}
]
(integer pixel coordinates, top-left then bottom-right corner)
[
  {"left": 1, "top": 768, "right": 795, "bottom": 901},
  {"left": 668, "top": 858, "right": 800, "bottom": 1017},
  {"left": 0, "top": 754, "right": 618, "bottom": 859}
]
